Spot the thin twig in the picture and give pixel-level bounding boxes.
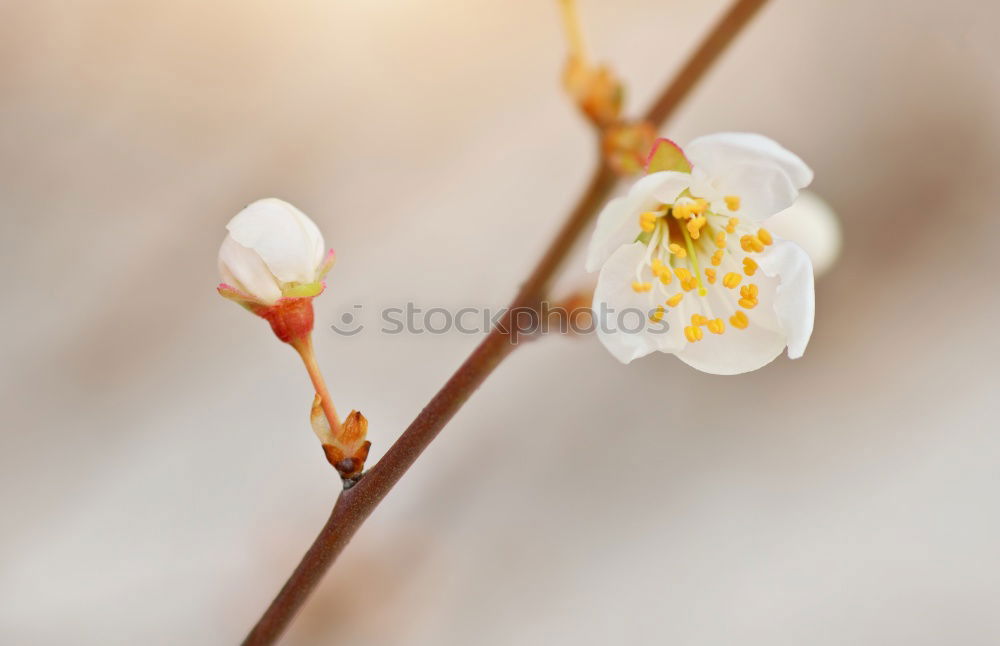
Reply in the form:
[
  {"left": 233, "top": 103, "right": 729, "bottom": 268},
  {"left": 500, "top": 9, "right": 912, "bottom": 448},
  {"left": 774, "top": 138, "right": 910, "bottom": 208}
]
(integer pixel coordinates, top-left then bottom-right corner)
[{"left": 242, "top": 1, "right": 769, "bottom": 643}]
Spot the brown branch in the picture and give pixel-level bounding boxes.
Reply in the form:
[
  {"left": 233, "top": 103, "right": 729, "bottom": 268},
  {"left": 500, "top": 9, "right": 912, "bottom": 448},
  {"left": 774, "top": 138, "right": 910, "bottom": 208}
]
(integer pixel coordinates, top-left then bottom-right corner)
[
  {"left": 242, "top": 1, "right": 769, "bottom": 643},
  {"left": 644, "top": 0, "right": 768, "bottom": 126}
]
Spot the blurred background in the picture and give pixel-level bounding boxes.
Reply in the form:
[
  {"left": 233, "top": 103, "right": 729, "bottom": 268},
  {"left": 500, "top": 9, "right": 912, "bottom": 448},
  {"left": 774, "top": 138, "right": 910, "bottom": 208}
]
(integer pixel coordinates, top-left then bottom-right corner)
[{"left": 2, "top": 0, "right": 999, "bottom": 644}]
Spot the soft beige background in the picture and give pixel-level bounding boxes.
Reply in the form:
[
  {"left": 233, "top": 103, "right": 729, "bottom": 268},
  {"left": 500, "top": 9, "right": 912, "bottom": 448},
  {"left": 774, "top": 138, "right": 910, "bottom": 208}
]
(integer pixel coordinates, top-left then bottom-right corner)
[{"left": 2, "top": 0, "right": 999, "bottom": 644}]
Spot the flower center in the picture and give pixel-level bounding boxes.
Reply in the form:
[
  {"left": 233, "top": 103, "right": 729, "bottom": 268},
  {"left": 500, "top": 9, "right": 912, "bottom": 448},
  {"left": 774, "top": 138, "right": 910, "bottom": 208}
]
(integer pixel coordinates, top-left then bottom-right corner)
[{"left": 630, "top": 193, "right": 774, "bottom": 342}]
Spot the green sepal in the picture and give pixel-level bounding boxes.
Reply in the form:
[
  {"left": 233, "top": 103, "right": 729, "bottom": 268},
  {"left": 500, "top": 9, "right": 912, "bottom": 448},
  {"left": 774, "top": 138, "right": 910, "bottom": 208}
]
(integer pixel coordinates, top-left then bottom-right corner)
[
  {"left": 281, "top": 281, "right": 324, "bottom": 299},
  {"left": 645, "top": 138, "right": 691, "bottom": 174}
]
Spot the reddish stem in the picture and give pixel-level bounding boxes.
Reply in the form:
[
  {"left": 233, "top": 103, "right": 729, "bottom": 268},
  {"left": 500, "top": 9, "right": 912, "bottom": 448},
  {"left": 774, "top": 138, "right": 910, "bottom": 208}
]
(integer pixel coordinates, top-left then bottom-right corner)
[{"left": 291, "top": 335, "right": 342, "bottom": 438}]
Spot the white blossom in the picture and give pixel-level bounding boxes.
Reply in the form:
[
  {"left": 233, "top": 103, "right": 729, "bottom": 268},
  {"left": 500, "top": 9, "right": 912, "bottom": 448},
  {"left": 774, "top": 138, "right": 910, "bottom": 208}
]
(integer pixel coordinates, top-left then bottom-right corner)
[{"left": 587, "top": 133, "right": 816, "bottom": 374}]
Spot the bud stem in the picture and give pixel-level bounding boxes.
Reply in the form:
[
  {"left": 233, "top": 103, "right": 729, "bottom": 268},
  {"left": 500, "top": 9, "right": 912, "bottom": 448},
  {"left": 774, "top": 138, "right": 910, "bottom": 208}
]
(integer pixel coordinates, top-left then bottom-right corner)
[
  {"left": 290, "top": 335, "right": 343, "bottom": 438},
  {"left": 558, "top": 0, "right": 587, "bottom": 62}
]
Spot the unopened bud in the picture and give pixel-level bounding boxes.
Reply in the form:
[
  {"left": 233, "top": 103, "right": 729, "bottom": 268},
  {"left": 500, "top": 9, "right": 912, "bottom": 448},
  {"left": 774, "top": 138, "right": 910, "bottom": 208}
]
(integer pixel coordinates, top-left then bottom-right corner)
[
  {"left": 603, "top": 122, "right": 656, "bottom": 175},
  {"left": 217, "top": 198, "right": 335, "bottom": 343},
  {"left": 312, "top": 397, "right": 371, "bottom": 481},
  {"left": 563, "top": 57, "right": 624, "bottom": 128}
]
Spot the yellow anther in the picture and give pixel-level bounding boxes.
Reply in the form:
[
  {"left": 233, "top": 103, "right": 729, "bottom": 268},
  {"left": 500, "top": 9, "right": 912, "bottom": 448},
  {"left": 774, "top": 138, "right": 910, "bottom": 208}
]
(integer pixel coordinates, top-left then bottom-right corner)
[
  {"left": 723, "top": 272, "right": 743, "bottom": 288},
  {"left": 674, "top": 267, "right": 691, "bottom": 281},
  {"left": 730, "top": 310, "right": 749, "bottom": 329},
  {"left": 650, "top": 306, "right": 665, "bottom": 323},
  {"left": 631, "top": 281, "right": 652, "bottom": 293},
  {"left": 740, "top": 234, "right": 765, "bottom": 253},
  {"left": 711, "top": 249, "right": 724, "bottom": 266},
  {"left": 668, "top": 243, "right": 687, "bottom": 258},
  {"left": 666, "top": 293, "right": 684, "bottom": 307},
  {"left": 639, "top": 211, "right": 657, "bottom": 233},
  {"left": 740, "top": 284, "right": 759, "bottom": 299},
  {"left": 707, "top": 318, "right": 725, "bottom": 335},
  {"left": 686, "top": 216, "right": 707, "bottom": 240},
  {"left": 672, "top": 203, "right": 692, "bottom": 220},
  {"left": 724, "top": 195, "right": 741, "bottom": 211},
  {"left": 757, "top": 228, "right": 773, "bottom": 245},
  {"left": 684, "top": 325, "right": 704, "bottom": 342},
  {"left": 659, "top": 269, "right": 673, "bottom": 285},
  {"left": 691, "top": 198, "right": 708, "bottom": 215},
  {"left": 691, "top": 314, "right": 708, "bottom": 327},
  {"left": 743, "top": 257, "right": 758, "bottom": 276},
  {"left": 738, "top": 298, "right": 758, "bottom": 309},
  {"left": 681, "top": 277, "right": 698, "bottom": 292},
  {"left": 714, "top": 231, "right": 727, "bottom": 248},
  {"left": 704, "top": 268, "right": 717, "bottom": 284},
  {"left": 726, "top": 217, "right": 740, "bottom": 234}
]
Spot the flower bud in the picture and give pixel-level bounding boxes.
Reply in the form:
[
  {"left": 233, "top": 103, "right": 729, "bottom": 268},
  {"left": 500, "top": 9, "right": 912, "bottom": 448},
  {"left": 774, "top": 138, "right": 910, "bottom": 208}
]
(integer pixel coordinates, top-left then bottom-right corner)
[
  {"left": 603, "top": 122, "right": 656, "bottom": 175},
  {"left": 765, "top": 191, "right": 841, "bottom": 277},
  {"left": 217, "top": 198, "right": 335, "bottom": 342},
  {"left": 563, "top": 57, "right": 624, "bottom": 128},
  {"left": 312, "top": 396, "right": 371, "bottom": 481}
]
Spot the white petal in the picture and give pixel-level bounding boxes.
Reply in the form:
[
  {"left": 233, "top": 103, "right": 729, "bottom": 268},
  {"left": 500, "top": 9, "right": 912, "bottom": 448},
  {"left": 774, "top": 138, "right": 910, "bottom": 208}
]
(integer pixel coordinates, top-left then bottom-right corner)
[
  {"left": 586, "top": 196, "right": 630, "bottom": 273},
  {"left": 592, "top": 243, "right": 682, "bottom": 363},
  {"left": 673, "top": 249, "right": 786, "bottom": 375},
  {"left": 585, "top": 171, "right": 691, "bottom": 272},
  {"left": 226, "top": 198, "right": 326, "bottom": 284},
  {"left": 763, "top": 191, "right": 841, "bottom": 277},
  {"left": 217, "top": 235, "right": 282, "bottom": 304},
  {"left": 755, "top": 238, "right": 815, "bottom": 359},
  {"left": 685, "top": 132, "right": 813, "bottom": 189},
  {"left": 702, "top": 160, "right": 800, "bottom": 221}
]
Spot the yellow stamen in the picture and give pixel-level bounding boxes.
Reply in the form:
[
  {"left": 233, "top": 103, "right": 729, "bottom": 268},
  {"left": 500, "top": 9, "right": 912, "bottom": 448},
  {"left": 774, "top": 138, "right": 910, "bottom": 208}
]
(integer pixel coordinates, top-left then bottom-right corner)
[
  {"left": 639, "top": 211, "right": 657, "bottom": 233},
  {"left": 714, "top": 231, "right": 726, "bottom": 248},
  {"left": 631, "top": 281, "right": 652, "bottom": 293},
  {"left": 668, "top": 243, "right": 687, "bottom": 259},
  {"left": 650, "top": 306, "right": 665, "bottom": 322},
  {"left": 726, "top": 217, "right": 739, "bottom": 234},
  {"left": 691, "top": 314, "right": 708, "bottom": 326},
  {"left": 673, "top": 203, "right": 692, "bottom": 220},
  {"left": 705, "top": 268, "right": 717, "bottom": 284},
  {"left": 711, "top": 249, "right": 724, "bottom": 266},
  {"left": 740, "top": 234, "right": 765, "bottom": 253},
  {"left": 743, "top": 257, "right": 758, "bottom": 276},
  {"left": 674, "top": 267, "right": 691, "bottom": 281},
  {"left": 684, "top": 325, "right": 704, "bottom": 342},
  {"left": 691, "top": 198, "right": 708, "bottom": 215},
  {"left": 724, "top": 196, "right": 741, "bottom": 211},
  {"left": 723, "top": 272, "right": 743, "bottom": 288},
  {"left": 659, "top": 270, "right": 673, "bottom": 285},
  {"left": 740, "top": 284, "right": 759, "bottom": 299},
  {"left": 707, "top": 318, "right": 725, "bottom": 334},
  {"left": 681, "top": 277, "right": 698, "bottom": 292},
  {"left": 666, "top": 293, "right": 683, "bottom": 307},
  {"left": 738, "top": 298, "right": 758, "bottom": 309},
  {"left": 686, "top": 215, "right": 707, "bottom": 240},
  {"left": 757, "top": 228, "right": 773, "bottom": 245},
  {"left": 679, "top": 222, "right": 708, "bottom": 296},
  {"left": 730, "top": 310, "right": 749, "bottom": 329}
]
